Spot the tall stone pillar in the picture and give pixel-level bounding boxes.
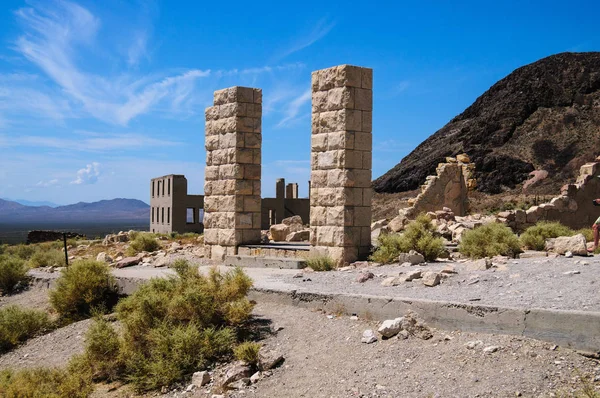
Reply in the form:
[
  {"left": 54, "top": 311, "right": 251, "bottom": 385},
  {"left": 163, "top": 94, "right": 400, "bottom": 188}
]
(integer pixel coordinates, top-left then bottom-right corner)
[
  {"left": 309, "top": 65, "right": 373, "bottom": 265},
  {"left": 204, "top": 86, "right": 262, "bottom": 261}
]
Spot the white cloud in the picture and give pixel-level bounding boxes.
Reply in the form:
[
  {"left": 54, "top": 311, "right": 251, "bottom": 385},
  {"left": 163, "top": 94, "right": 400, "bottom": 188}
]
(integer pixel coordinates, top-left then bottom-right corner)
[
  {"left": 127, "top": 30, "right": 149, "bottom": 67},
  {"left": 273, "top": 17, "right": 335, "bottom": 61},
  {"left": 71, "top": 162, "right": 101, "bottom": 185},
  {"left": 276, "top": 89, "right": 311, "bottom": 127},
  {"left": 36, "top": 179, "right": 58, "bottom": 187},
  {"left": 13, "top": 1, "right": 210, "bottom": 125}
]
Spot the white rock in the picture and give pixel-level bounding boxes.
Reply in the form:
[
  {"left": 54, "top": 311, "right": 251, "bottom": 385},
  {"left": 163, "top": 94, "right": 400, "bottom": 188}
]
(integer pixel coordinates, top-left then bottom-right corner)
[
  {"left": 545, "top": 234, "right": 587, "bottom": 256},
  {"left": 377, "top": 317, "right": 403, "bottom": 338},
  {"left": 422, "top": 271, "right": 441, "bottom": 287},
  {"left": 465, "top": 340, "right": 483, "bottom": 349},
  {"left": 483, "top": 345, "right": 500, "bottom": 353},
  {"left": 361, "top": 329, "right": 377, "bottom": 344},
  {"left": 565, "top": 251, "right": 573, "bottom": 258},
  {"left": 398, "top": 250, "right": 425, "bottom": 265},
  {"left": 250, "top": 371, "right": 261, "bottom": 384},
  {"left": 192, "top": 370, "right": 211, "bottom": 387},
  {"left": 404, "top": 270, "right": 422, "bottom": 281},
  {"left": 95, "top": 252, "right": 113, "bottom": 263},
  {"left": 380, "top": 276, "right": 402, "bottom": 287},
  {"left": 563, "top": 270, "right": 580, "bottom": 275}
]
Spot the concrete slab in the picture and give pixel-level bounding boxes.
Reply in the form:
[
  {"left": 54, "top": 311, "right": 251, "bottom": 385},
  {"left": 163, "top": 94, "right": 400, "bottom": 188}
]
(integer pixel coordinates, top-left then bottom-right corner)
[
  {"left": 225, "top": 255, "right": 306, "bottom": 269},
  {"left": 239, "top": 242, "right": 310, "bottom": 251}
]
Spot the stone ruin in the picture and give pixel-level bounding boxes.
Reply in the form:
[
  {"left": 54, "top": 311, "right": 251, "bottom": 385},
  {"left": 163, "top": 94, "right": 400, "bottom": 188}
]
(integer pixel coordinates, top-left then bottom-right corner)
[
  {"left": 497, "top": 159, "right": 600, "bottom": 231},
  {"left": 197, "top": 65, "right": 373, "bottom": 265}
]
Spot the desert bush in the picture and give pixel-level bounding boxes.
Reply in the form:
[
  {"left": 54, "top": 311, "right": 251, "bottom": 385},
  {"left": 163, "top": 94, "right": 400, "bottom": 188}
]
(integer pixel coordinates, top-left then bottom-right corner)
[
  {"left": 0, "top": 306, "right": 51, "bottom": 353},
  {"left": 81, "top": 261, "right": 253, "bottom": 391},
  {"left": 82, "top": 317, "right": 121, "bottom": 381},
  {"left": 5, "top": 244, "right": 37, "bottom": 261},
  {"left": 459, "top": 223, "right": 521, "bottom": 259},
  {"left": 28, "top": 249, "right": 66, "bottom": 268},
  {"left": 50, "top": 259, "right": 118, "bottom": 321},
  {"left": 370, "top": 214, "right": 445, "bottom": 263},
  {"left": 0, "top": 255, "right": 29, "bottom": 295},
  {"left": 305, "top": 255, "right": 335, "bottom": 271},
  {"left": 234, "top": 341, "right": 261, "bottom": 365},
  {"left": 0, "top": 364, "right": 92, "bottom": 398},
  {"left": 520, "top": 221, "right": 574, "bottom": 251},
  {"left": 127, "top": 233, "right": 160, "bottom": 256}
]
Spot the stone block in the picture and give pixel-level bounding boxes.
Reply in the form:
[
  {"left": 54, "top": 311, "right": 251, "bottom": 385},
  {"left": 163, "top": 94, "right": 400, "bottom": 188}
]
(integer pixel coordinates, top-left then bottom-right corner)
[
  {"left": 235, "top": 180, "right": 254, "bottom": 195},
  {"left": 326, "top": 206, "right": 345, "bottom": 225},
  {"left": 310, "top": 206, "right": 327, "bottom": 226},
  {"left": 326, "top": 86, "right": 354, "bottom": 110},
  {"left": 243, "top": 196, "right": 261, "bottom": 212},
  {"left": 244, "top": 133, "right": 261, "bottom": 148},
  {"left": 361, "top": 111, "right": 372, "bottom": 132},
  {"left": 353, "top": 88, "right": 372, "bottom": 111},
  {"left": 361, "top": 68, "right": 373, "bottom": 89},
  {"left": 327, "top": 131, "right": 354, "bottom": 150},
  {"left": 220, "top": 164, "right": 243, "bottom": 180},
  {"left": 235, "top": 213, "right": 254, "bottom": 229},
  {"left": 311, "top": 134, "right": 328, "bottom": 152},
  {"left": 243, "top": 164, "right": 261, "bottom": 180}
]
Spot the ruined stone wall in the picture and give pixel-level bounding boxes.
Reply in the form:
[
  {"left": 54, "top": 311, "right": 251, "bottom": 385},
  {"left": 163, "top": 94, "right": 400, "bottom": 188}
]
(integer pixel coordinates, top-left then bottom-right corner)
[
  {"left": 405, "top": 155, "right": 475, "bottom": 219},
  {"left": 499, "top": 160, "right": 600, "bottom": 230},
  {"left": 309, "top": 65, "right": 373, "bottom": 265},
  {"left": 203, "top": 87, "right": 262, "bottom": 260}
]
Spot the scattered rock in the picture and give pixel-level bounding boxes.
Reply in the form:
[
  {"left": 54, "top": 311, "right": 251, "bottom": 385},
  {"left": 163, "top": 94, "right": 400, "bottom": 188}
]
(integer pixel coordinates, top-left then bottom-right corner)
[
  {"left": 465, "top": 340, "right": 483, "bottom": 349},
  {"left": 153, "top": 253, "right": 169, "bottom": 268},
  {"left": 397, "top": 330, "right": 409, "bottom": 340},
  {"left": 229, "top": 378, "right": 250, "bottom": 389},
  {"left": 95, "top": 252, "right": 113, "bottom": 263},
  {"left": 546, "top": 234, "right": 587, "bottom": 256},
  {"left": 563, "top": 270, "right": 581, "bottom": 275},
  {"left": 258, "top": 350, "right": 284, "bottom": 370},
  {"left": 192, "top": 370, "right": 211, "bottom": 387},
  {"left": 441, "top": 265, "right": 457, "bottom": 274},
  {"left": 115, "top": 256, "right": 141, "bottom": 269},
  {"left": 519, "top": 251, "right": 548, "bottom": 259},
  {"left": 565, "top": 251, "right": 574, "bottom": 258},
  {"left": 422, "top": 271, "right": 441, "bottom": 287},
  {"left": 381, "top": 276, "right": 403, "bottom": 287},
  {"left": 361, "top": 329, "right": 377, "bottom": 344},
  {"left": 223, "top": 361, "right": 252, "bottom": 387},
  {"left": 483, "top": 345, "right": 500, "bottom": 353},
  {"left": 404, "top": 270, "right": 422, "bottom": 282},
  {"left": 397, "top": 250, "right": 425, "bottom": 265},
  {"left": 286, "top": 229, "right": 310, "bottom": 242},
  {"left": 356, "top": 271, "right": 374, "bottom": 283},
  {"left": 466, "top": 257, "right": 492, "bottom": 271},
  {"left": 269, "top": 224, "right": 290, "bottom": 242},
  {"left": 250, "top": 371, "right": 262, "bottom": 384},
  {"left": 377, "top": 317, "right": 403, "bottom": 338}
]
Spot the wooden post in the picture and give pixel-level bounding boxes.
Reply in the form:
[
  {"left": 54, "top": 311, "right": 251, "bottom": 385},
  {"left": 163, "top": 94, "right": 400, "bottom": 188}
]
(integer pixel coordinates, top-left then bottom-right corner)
[{"left": 63, "top": 233, "right": 69, "bottom": 266}]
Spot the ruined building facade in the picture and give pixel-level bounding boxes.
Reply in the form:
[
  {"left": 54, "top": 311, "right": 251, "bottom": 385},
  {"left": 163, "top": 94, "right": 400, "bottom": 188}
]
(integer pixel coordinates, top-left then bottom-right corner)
[{"left": 149, "top": 175, "right": 204, "bottom": 234}]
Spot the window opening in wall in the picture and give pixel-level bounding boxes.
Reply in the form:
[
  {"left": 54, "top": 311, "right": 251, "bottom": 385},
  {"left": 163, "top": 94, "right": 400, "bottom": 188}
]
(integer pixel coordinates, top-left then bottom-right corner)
[
  {"left": 152, "top": 181, "right": 155, "bottom": 197},
  {"left": 161, "top": 207, "right": 164, "bottom": 223},
  {"left": 151, "top": 207, "right": 154, "bottom": 223},
  {"left": 162, "top": 179, "right": 165, "bottom": 196},
  {"left": 269, "top": 209, "right": 276, "bottom": 225},
  {"left": 157, "top": 181, "right": 160, "bottom": 196},
  {"left": 167, "top": 207, "right": 170, "bottom": 224},
  {"left": 186, "top": 208, "right": 195, "bottom": 224},
  {"left": 168, "top": 179, "right": 171, "bottom": 196},
  {"left": 198, "top": 209, "right": 204, "bottom": 223}
]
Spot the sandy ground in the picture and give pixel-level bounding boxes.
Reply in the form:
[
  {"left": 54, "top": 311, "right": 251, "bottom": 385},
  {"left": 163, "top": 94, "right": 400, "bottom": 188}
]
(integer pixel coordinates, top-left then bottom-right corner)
[{"left": 1, "top": 285, "right": 599, "bottom": 398}]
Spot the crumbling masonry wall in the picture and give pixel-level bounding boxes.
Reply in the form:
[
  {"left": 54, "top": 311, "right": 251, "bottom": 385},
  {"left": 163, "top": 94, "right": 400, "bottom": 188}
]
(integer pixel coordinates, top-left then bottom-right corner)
[
  {"left": 203, "top": 87, "right": 262, "bottom": 260},
  {"left": 498, "top": 160, "right": 600, "bottom": 231},
  {"left": 309, "top": 65, "right": 373, "bottom": 265},
  {"left": 405, "top": 154, "right": 476, "bottom": 218}
]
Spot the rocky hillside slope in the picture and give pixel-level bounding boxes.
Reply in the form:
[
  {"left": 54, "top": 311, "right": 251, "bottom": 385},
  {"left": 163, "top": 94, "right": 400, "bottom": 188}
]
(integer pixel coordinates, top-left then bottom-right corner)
[{"left": 374, "top": 52, "right": 600, "bottom": 194}]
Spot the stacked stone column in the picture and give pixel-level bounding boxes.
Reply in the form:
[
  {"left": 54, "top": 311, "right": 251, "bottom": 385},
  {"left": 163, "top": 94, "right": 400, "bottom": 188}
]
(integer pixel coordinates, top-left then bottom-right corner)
[
  {"left": 310, "top": 65, "right": 373, "bottom": 265},
  {"left": 204, "top": 87, "right": 262, "bottom": 260}
]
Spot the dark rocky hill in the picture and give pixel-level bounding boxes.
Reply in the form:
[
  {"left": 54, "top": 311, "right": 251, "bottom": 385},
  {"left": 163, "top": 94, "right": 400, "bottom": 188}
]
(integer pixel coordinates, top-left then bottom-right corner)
[{"left": 374, "top": 52, "right": 600, "bottom": 194}]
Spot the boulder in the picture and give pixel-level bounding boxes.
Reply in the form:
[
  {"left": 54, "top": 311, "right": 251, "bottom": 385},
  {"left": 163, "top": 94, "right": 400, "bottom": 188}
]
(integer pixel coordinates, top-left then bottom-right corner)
[
  {"left": 404, "top": 270, "right": 422, "bottom": 281},
  {"left": 356, "top": 271, "right": 374, "bottom": 283},
  {"left": 545, "top": 234, "right": 587, "bottom": 256},
  {"left": 223, "top": 361, "right": 252, "bottom": 387},
  {"left": 96, "top": 252, "right": 113, "bottom": 263},
  {"left": 371, "top": 225, "right": 389, "bottom": 247},
  {"left": 397, "top": 250, "right": 424, "bottom": 265},
  {"left": 282, "top": 216, "right": 304, "bottom": 233},
  {"left": 388, "top": 214, "right": 408, "bottom": 232},
  {"left": 192, "top": 371, "right": 211, "bottom": 387},
  {"left": 377, "top": 317, "right": 403, "bottom": 338},
  {"left": 286, "top": 229, "right": 310, "bottom": 242},
  {"left": 269, "top": 224, "right": 290, "bottom": 242},
  {"left": 422, "top": 271, "right": 441, "bottom": 287},
  {"left": 361, "top": 329, "right": 377, "bottom": 344},
  {"left": 115, "top": 256, "right": 141, "bottom": 268},
  {"left": 258, "top": 350, "right": 284, "bottom": 371}
]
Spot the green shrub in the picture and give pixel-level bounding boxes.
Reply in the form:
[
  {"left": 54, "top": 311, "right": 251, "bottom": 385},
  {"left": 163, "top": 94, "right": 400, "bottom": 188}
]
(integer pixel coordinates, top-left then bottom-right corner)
[
  {"left": 0, "top": 306, "right": 51, "bottom": 353},
  {"left": 50, "top": 259, "right": 118, "bottom": 321},
  {"left": 305, "top": 255, "right": 335, "bottom": 271},
  {"left": 82, "top": 317, "right": 121, "bottom": 381},
  {"left": 91, "top": 262, "right": 254, "bottom": 391},
  {"left": 28, "top": 249, "right": 66, "bottom": 268},
  {"left": 234, "top": 341, "right": 261, "bottom": 365},
  {"left": 370, "top": 214, "right": 445, "bottom": 263},
  {"left": 0, "top": 365, "right": 92, "bottom": 398},
  {"left": 459, "top": 223, "right": 521, "bottom": 259},
  {"left": 127, "top": 233, "right": 160, "bottom": 256},
  {"left": 6, "top": 244, "right": 37, "bottom": 261},
  {"left": 0, "top": 255, "right": 29, "bottom": 294},
  {"left": 574, "top": 228, "right": 594, "bottom": 242},
  {"left": 520, "top": 221, "right": 574, "bottom": 251}
]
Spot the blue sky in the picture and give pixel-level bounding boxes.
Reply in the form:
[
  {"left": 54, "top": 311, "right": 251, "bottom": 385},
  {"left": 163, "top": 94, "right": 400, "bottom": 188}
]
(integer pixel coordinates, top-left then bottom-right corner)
[{"left": 0, "top": 0, "right": 598, "bottom": 205}]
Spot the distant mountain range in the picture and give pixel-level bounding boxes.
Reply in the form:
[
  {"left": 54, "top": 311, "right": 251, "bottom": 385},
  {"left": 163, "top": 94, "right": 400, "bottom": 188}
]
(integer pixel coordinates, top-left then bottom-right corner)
[
  {"left": 0, "top": 198, "right": 149, "bottom": 224},
  {"left": 1, "top": 198, "right": 60, "bottom": 207}
]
